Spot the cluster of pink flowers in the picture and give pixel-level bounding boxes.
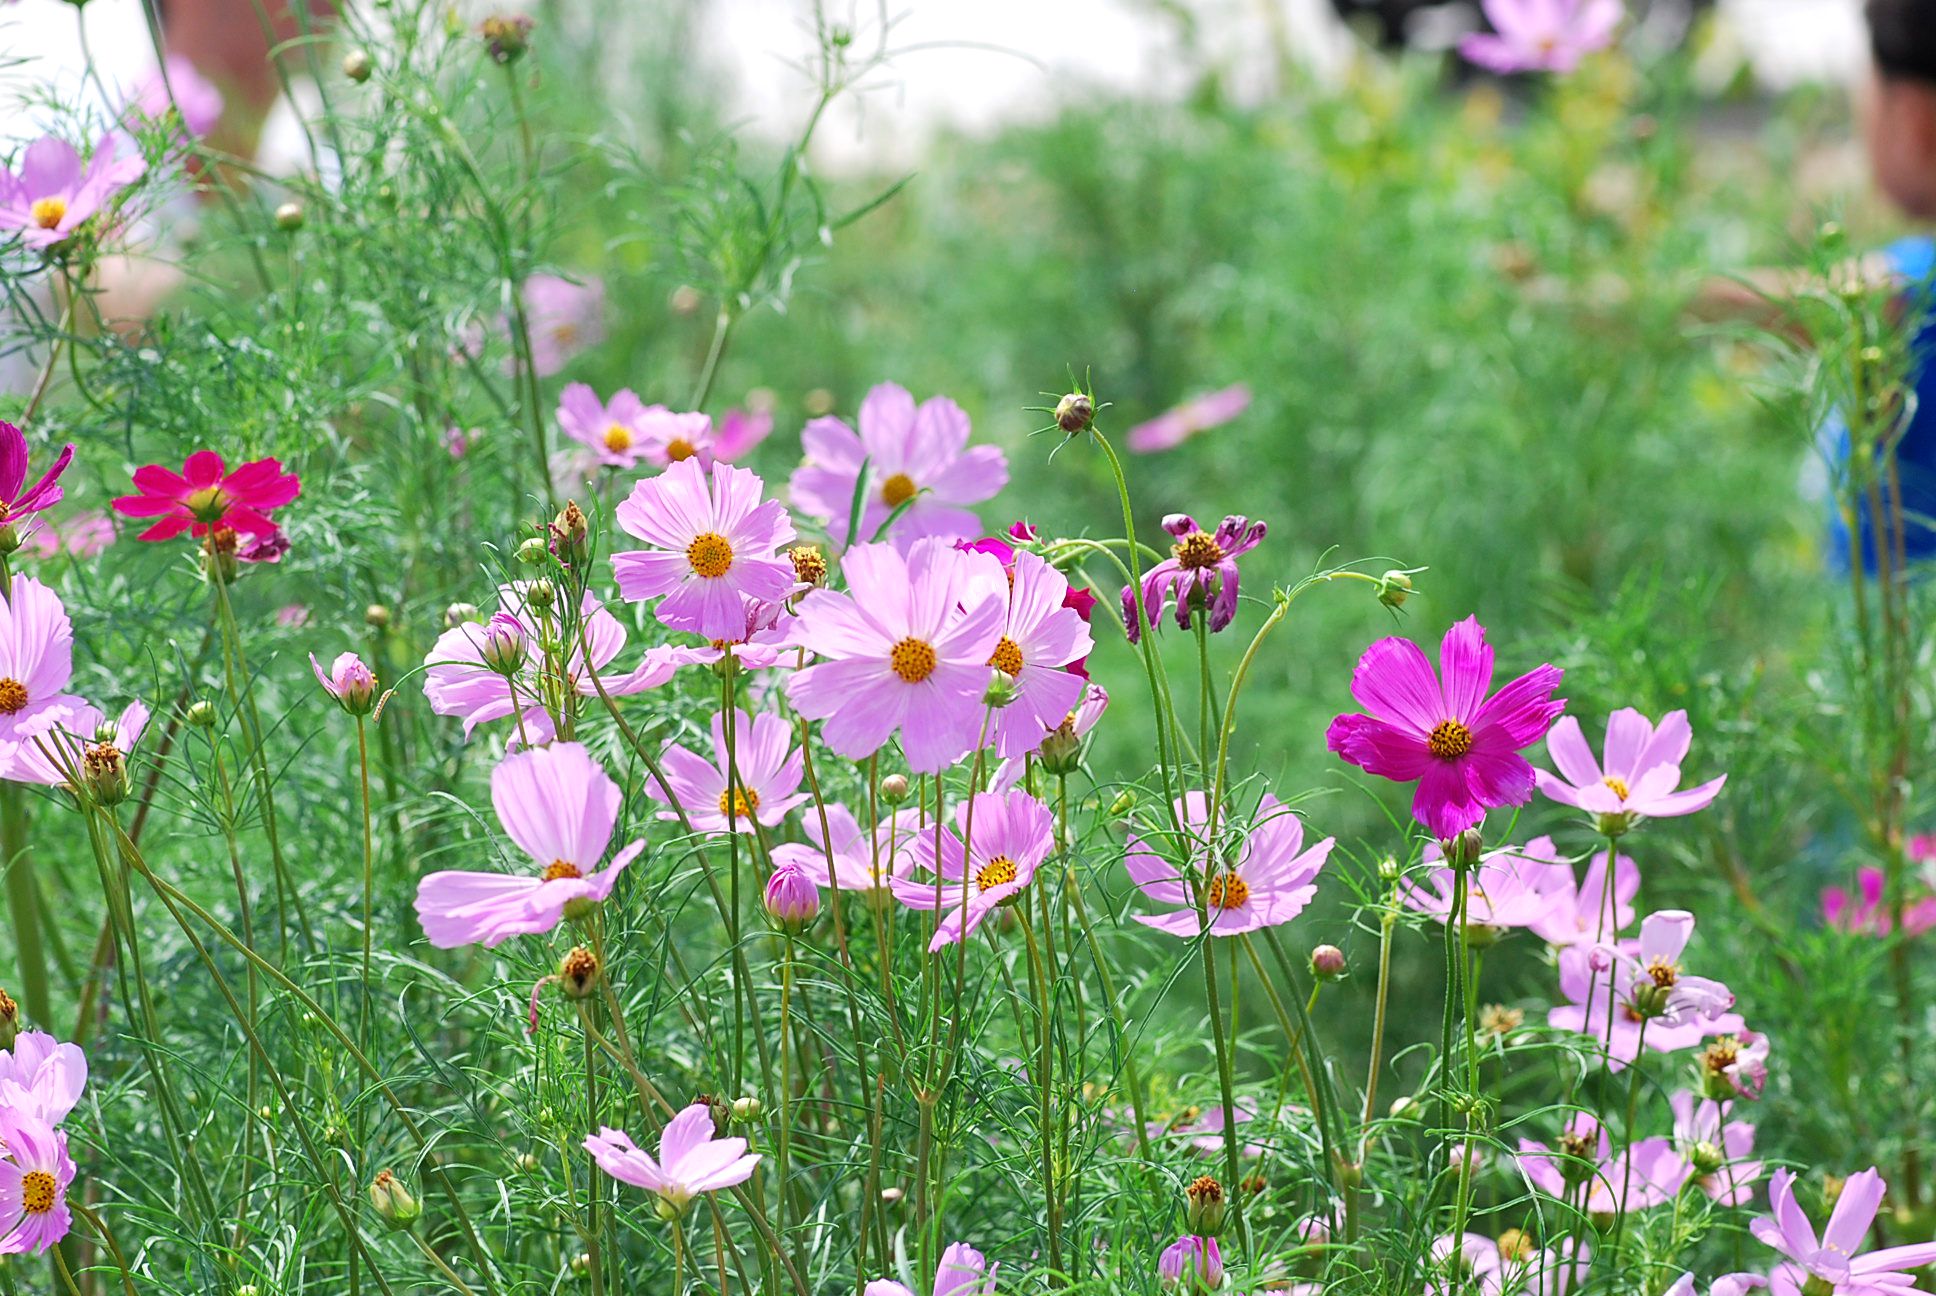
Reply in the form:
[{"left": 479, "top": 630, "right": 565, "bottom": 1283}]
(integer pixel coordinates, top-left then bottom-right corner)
[{"left": 0, "top": 1030, "right": 88, "bottom": 1254}]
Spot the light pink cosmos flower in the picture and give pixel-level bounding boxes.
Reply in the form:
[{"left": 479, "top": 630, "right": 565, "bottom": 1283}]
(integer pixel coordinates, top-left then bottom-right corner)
[
  {"left": 637, "top": 408, "right": 716, "bottom": 469},
  {"left": 1597, "top": 910, "right": 1736, "bottom": 1027},
  {"left": 310, "top": 651, "right": 378, "bottom": 716},
  {"left": 1326, "top": 616, "right": 1565, "bottom": 840},
  {"left": 127, "top": 55, "right": 225, "bottom": 139},
  {"left": 1821, "top": 867, "right": 1936, "bottom": 937},
  {"left": 584, "top": 1102, "right": 759, "bottom": 1216},
  {"left": 0, "top": 576, "right": 79, "bottom": 740},
  {"left": 413, "top": 742, "right": 644, "bottom": 948},
  {"left": 787, "top": 538, "right": 1005, "bottom": 773},
  {"left": 0, "top": 699, "right": 146, "bottom": 788},
  {"left": 713, "top": 407, "right": 774, "bottom": 462},
  {"left": 445, "top": 426, "right": 478, "bottom": 459},
  {"left": 960, "top": 547, "right": 1093, "bottom": 760},
  {"left": 520, "top": 274, "right": 603, "bottom": 376},
  {"left": 1425, "top": 1233, "right": 1507, "bottom": 1296},
  {"left": 556, "top": 383, "right": 655, "bottom": 469},
  {"left": 866, "top": 1242, "right": 997, "bottom": 1296},
  {"left": 613, "top": 459, "right": 797, "bottom": 642},
  {"left": 275, "top": 604, "right": 310, "bottom": 629},
  {"left": 1537, "top": 708, "right": 1726, "bottom": 831},
  {"left": 0, "top": 1031, "right": 87, "bottom": 1125},
  {"left": 1402, "top": 835, "right": 1567, "bottom": 935},
  {"left": 890, "top": 788, "right": 1053, "bottom": 951},
  {"left": 1662, "top": 1274, "right": 1769, "bottom": 1296},
  {"left": 0, "top": 135, "right": 146, "bottom": 252},
  {"left": 1698, "top": 1028, "right": 1771, "bottom": 1103},
  {"left": 0, "top": 422, "right": 72, "bottom": 531},
  {"left": 24, "top": 511, "right": 112, "bottom": 561},
  {"left": 647, "top": 707, "right": 806, "bottom": 835},
  {"left": 1670, "top": 1091, "right": 1762, "bottom": 1207},
  {"left": 1125, "top": 384, "right": 1252, "bottom": 454},
  {"left": 1751, "top": 1167, "right": 1936, "bottom": 1296},
  {"left": 1547, "top": 941, "right": 1742, "bottom": 1070},
  {"left": 1125, "top": 791, "right": 1333, "bottom": 937},
  {"left": 1459, "top": 0, "right": 1623, "bottom": 74},
  {"left": 1144, "top": 1100, "right": 1265, "bottom": 1157},
  {"left": 789, "top": 382, "right": 1008, "bottom": 547},
  {"left": 771, "top": 803, "right": 923, "bottom": 893},
  {"left": 1159, "top": 1235, "right": 1224, "bottom": 1290},
  {"left": 1526, "top": 846, "right": 1639, "bottom": 947},
  {"left": 1518, "top": 1114, "right": 1687, "bottom": 1215},
  {"left": 0, "top": 1106, "right": 75, "bottom": 1255}
]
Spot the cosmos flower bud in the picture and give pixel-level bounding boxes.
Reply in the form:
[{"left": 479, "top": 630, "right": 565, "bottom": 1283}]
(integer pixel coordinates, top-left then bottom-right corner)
[
  {"left": 368, "top": 1170, "right": 421, "bottom": 1232},
  {"left": 1184, "top": 1174, "right": 1226, "bottom": 1235},
  {"left": 1309, "top": 944, "right": 1346, "bottom": 980},
  {"left": 788, "top": 545, "right": 827, "bottom": 589},
  {"left": 1158, "top": 1235, "right": 1222, "bottom": 1291},
  {"left": 559, "top": 946, "right": 600, "bottom": 999},
  {"left": 879, "top": 774, "right": 911, "bottom": 804},
  {"left": 1390, "top": 1096, "right": 1419, "bottom": 1120},
  {"left": 0, "top": 987, "right": 17, "bottom": 1048},
  {"left": 983, "top": 671, "right": 1019, "bottom": 709},
  {"left": 1108, "top": 789, "right": 1136, "bottom": 817},
  {"left": 274, "top": 201, "right": 304, "bottom": 232},
  {"left": 516, "top": 536, "right": 551, "bottom": 567},
  {"left": 479, "top": 13, "right": 534, "bottom": 63},
  {"left": 1054, "top": 392, "right": 1094, "bottom": 435},
  {"left": 365, "top": 603, "right": 391, "bottom": 630},
  {"left": 445, "top": 602, "right": 480, "bottom": 629},
  {"left": 1688, "top": 1139, "right": 1725, "bottom": 1177},
  {"left": 763, "top": 861, "right": 820, "bottom": 934},
  {"left": 1445, "top": 827, "right": 1484, "bottom": 870},
  {"left": 570, "top": 1253, "right": 591, "bottom": 1275},
  {"left": 551, "top": 501, "right": 589, "bottom": 565},
  {"left": 524, "top": 578, "right": 557, "bottom": 609},
  {"left": 480, "top": 613, "right": 528, "bottom": 675},
  {"left": 343, "top": 49, "right": 373, "bottom": 82},
  {"left": 1377, "top": 570, "right": 1412, "bottom": 609},
  {"left": 517, "top": 1152, "right": 541, "bottom": 1173},
  {"left": 1037, "top": 723, "right": 1084, "bottom": 775},
  {"left": 185, "top": 699, "right": 219, "bottom": 729},
  {"left": 0, "top": 524, "right": 19, "bottom": 556},
  {"left": 731, "top": 1096, "right": 762, "bottom": 1122}
]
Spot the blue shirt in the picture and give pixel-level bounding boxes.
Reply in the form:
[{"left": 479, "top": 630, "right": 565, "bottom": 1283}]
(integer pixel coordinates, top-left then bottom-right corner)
[{"left": 1827, "top": 236, "right": 1936, "bottom": 573}]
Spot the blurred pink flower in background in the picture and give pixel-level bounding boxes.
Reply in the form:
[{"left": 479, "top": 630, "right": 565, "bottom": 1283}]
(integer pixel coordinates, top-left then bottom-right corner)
[
  {"left": 1820, "top": 866, "right": 1936, "bottom": 937},
  {"left": 519, "top": 274, "right": 604, "bottom": 376},
  {"left": 713, "top": 407, "right": 774, "bottom": 461},
  {"left": 128, "top": 56, "right": 225, "bottom": 139},
  {"left": 1459, "top": 0, "right": 1623, "bottom": 74},
  {"left": 275, "top": 604, "right": 310, "bottom": 629},
  {"left": 1125, "top": 384, "right": 1250, "bottom": 454}
]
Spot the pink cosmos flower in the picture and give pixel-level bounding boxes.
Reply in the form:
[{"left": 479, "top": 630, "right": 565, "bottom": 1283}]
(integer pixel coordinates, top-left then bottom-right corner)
[
  {"left": 890, "top": 788, "right": 1053, "bottom": 951},
  {"left": 1125, "top": 791, "right": 1333, "bottom": 937},
  {"left": 111, "top": 450, "right": 300, "bottom": 542},
  {"left": 0, "top": 1031, "right": 87, "bottom": 1126},
  {"left": 787, "top": 538, "right": 1005, "bottom": 773},
  {"left": 310, "top": 651, "right": 378, "bottom": 716},
  {"left": 445, "top": 426, "right": 478, "bottom": 459},
  {"left": 0, "top": 1106, "right": 75, "bottom": 1255},
  {"left": 1159, "top": 1235, "right": 1224, "bottom": 1290},
  {"left": 1125, "top": 384, "right": 1252, "bottom": 454},
  {"left": 713, "top": 407, "right": 774, "bottom": 462},
  {"left": 0, "top": 135, "right": 146, "bottom": 251},
  {"left": 613, "top": 459, "right": 797, "bottom": 642},
  {"left": 1597, "top": 910, "right": 1736, "bottom": 1027},
  {"left": 1518, "top": 1114, "right": 1687, "bottom": 1214},
  {"left": 0, "top": 423, "right": 72, "bottom": 530},
  {"left": 1426, "top": 1233, "right": 1507, "bottom": 1296},
  {"left": 1751, "top": 1167, "right": 1936, "bottom": 1296},
  {"left": 1698, "top": 1029, "right": 1771, "bottom": 1102},
  {"left": 0, "top": 700, "right": 146, "bottom": 788},
  {"left": 1144, "top": 1100, "right": 1264, "bottom": 1157},
  {"left": 865, "top": 1242, "right": 997, "bottom": 1296},
  {"left": 646, "top": 707, "right": 806, "bottom": 835},
  {"left": 1526, "top": 846, "right": 1639, "bottom": 947},
  {"left": 1120, "top": 513, "right": 1267, "bottom": 642},
  {"left": 413, "top": 742, "right": 644, "bottom": 948},
  {"left": 1547, "top": 941, "right": 1742, "bottom": 1070},
  {"left": 637, "top": 408, "right": 716, "bottom": 469},
  {"left": 584, "top": 1102, "right": 759, "bottom": 1216},
  {"left": 1326, "top": 616, "right": 1565, "bottom": 840},
  {"left": 1402, "top": 835, "right": 1567, "bottom": 934},
  {"left": 960, "top": 548, "right": 1093, "bottom": 759},
  {"left": 557, "top": 383, "right": 655, "bottom": 469},
  {"left": 1821, "top": 867, "right": 1936, "bottom": 937},
  {"left": 1537, "top": 708, "right": 1726, "bottom": 831},
  {"left": 789, "top": 382, "right": 1008, "bottom": 547},
  {"left": 770, "top": 803, "right": 923, "bottom": 893},
  {"left": 275, "top": 604, "right": 310, "bottom": 629},
  {"left": 1670, "top": 1091, "right": 1762, "bottom": 1207},
  {"left": 1662, "top": 1275, "right": 1769, "bottom": 1296},
  {"left": 128, "top": 56, "right": 225, "bottom": 139},
  {"left": 25, "top": 512, "right": 114, "bottom": 561},
  {"left": 1459, "top": 0, "right": 1622, "bottom": 74},
  {"left": 0, "top": 576, "right": 78, "bottom": 740},
  {"left": 520, "top": 274, "right": 603, "bottom": 376}
]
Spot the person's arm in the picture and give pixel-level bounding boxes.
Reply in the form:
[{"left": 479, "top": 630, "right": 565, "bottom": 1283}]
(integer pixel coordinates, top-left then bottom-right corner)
[{"left": 1683, "top": 253, "right": 1906, "bottom": 343}]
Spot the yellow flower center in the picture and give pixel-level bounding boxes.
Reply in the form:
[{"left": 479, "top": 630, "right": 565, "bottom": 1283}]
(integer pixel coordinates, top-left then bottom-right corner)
[
  {"left": 0, "top": 679, "right": 27, "bottom": 715},
  {"left": 889, "top": 638, "right": 937, "bottom": 684},
  {"left": 21, "top": 1170, "right": 55, "bottom": 1213},
  {"left": 988, "top": 636, "right": 1024, "bottom": 677},
  {"left": 717, "top": 787, "right": 759, "bottom": 821},
  {"left": 686, "top": 531, "right": 735, "bottom": 579},
  {"left": 1206, "top": 873, "right": 1249, "bottom": 909},
  {"left": 1172, "top": 530, "right": 1225, "bottom": 570},
  {"left": 1645, "top": 956, "right": 1679, "bottom": 987},
  {"left": 665, "top": 438, "right": 697, "bottom": 462},
  {"left": 1496, "top": 1229, "right": 1535, "bottom": 1262},
  {"left": 541, "top": 860, "right": 583, "bottom": 882},
  {"left": 1427, "top": 719, "right": 1473, "bottom": 759},
  {"left": 1602, "top": 775, "right": 1630, "bottom": 801},
  {"left": 184, "top": 485, "right": 230, "bottom": 523},
  {"left": 880, "top": 473, "right": 918, "bottom": 508},
  {"left": 1703, "top": 1037, "right": 1740, "bottom": 1071},
  {"left": 602, "top": 424, "right": 633, "bottom": 453},
  {"left": 30, "top": 197, "right": 67, "bottom": 231},
  {"left": 975, "top": 855, "right": 1018, "bottom": 891}
]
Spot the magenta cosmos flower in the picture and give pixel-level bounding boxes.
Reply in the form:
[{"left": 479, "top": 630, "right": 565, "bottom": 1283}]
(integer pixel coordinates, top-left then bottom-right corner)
[
  {"left": 0, "top": 135, "right": 146, "bottom": 252},
  {"left": 111, "top": 450, "right": 299, "bottom": 541},
  {"left": 1126, "top": 384, "right": 1252, "bottom": 454},
  {"left": 1527, "top": 845, "right": 1639, "bottom": 947},
  {"left": 770, "top": 803, "right": 922, "bottom": 893},
  {"left": 866, "top": 1242, "right": 997, "bottom": 1296},
  {"left": 413, "top": 743, "right": 643, "bottom": 948},
  {"left": 1326, "top": 616, "right": 1565, "bottom": 840},
  {"left": 1518, "top": 1114, "right": 1686, "bottom": 1215},
  {"left": 1821, "top": 867, "right": 1936, "bottom": 937},
  {"left": 1752, "top": 1167, "right": 1936, "bottom": 1296},
  {"left": 890, "top": 789, "right": 1053, "bottom": 951},
  {"left": 646, "top": 707, "right": 806, "bottom": 835},
  {"left": 0, "top": 576, "right": 78, "bottom": 740},
  {"left": 0, "top": 1032, "right": 87, "bottom": 1126},
  {"left": 789, "top": 382, "right": 1008, "bottom": 547},
  {"left": 1121, "top": 513, "right": 1267, "bottom": 643},
  {"left": 310, "top": 651, "right": 378, "bottom": 716},
  {"left": 1402, "top": 835, "right": 1566, "bottom": 935},
  {"left": 960, "top": 547, "right": 1093, "bottom": 759},
  {"left": 763, "top": 860, "right": 819, "bottom": 930},
  {"left": 1460, "top": 0, "right": 1622, "bottom": 74},
  {"left": 584, "top": 1102, "right": 759, "bottom": 1217},
  {"left": 1125, "top": 791, "right": 1333, "bottom": 937},
  {"left": 0, "top": 423, "right": 72, "bottom": 531},
  {"left": 0, "top": 1106, "right": 75, "bottom": 1255},
  {"left": 520, "top": 273, "right": 603, "bottom": 376},
  {"left": 1670, "top": 1091, "right": 1761, "bottom": 1207},
  {"left": 0, "top": 699, "right": 146, "bottom": 789},
  {"left": 128, "top": 56, "right": 224, "bottom": 139},
  {"left": 787, "top": 538, "right": 1005, "bottom": 773},
  {"left": 613, "top": 459, "right": 797, "bottom": 642},
  {"left": 1538, "top": 708, "right": 1726, "bottom": 833}
]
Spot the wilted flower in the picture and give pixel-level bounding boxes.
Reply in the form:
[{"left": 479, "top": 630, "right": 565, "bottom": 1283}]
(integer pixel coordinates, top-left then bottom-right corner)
[
  {"left": 584, "top": 1102, "right": 759, "bottom": 1217},
  {"left": 890, "top": 789, "right": 1053, "bottom": 950},
  {"left": 478, "top": 13, "right": 534, "bottom": 63},
  {"left": 1124, "top": 791, "right": 1333, "bottom": 937},
  {"left": 112, "top": 450, "right": 300, "bottom": 542},
  {"left": 1120, "top": 513, "right": 1267, "bottom": 642},
  {"left": 1459, "top": 0, "right": 1622, "bottom": 74},
  {"left": 1537, "top": 708, "right": 1726, "bottom": 835},
  {"left": 1696, "top": 1030, "right": 1770, "bottom": 1102},
  {"left": 1125, "top": 384, "right": 1251, "bottom": 454},
  {"left": 0, "top": 134, "right": 146, "bottom": 251},
  {"left": 646, "top": 707, "right": 806, "bottom": 835},
  {"left": 310, "top": 651, "right": 378, "bottom": 716},
  {"left": 613, "top": 460, "right": 797, "bottom": 642},
  {"left": 367, "top": 1170, "right": 420, "bottom": 1231},
  {"left": 1750, "top": 1167, "right": 1936, "bottom": 1295}
]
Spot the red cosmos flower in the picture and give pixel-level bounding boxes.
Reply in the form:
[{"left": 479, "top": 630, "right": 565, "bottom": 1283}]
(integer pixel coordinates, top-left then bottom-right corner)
[{"left": 110, "top": 450, "right": 299, "bottom": 542}]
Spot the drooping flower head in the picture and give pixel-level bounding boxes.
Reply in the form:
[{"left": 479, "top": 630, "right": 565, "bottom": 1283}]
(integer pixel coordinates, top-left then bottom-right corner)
[
  {"left": 310, "top": 651, "right": 378, "bottom": 717},
  {"left": 0, "top": 575, "right": 78, "bottom": 740},
  {"left": 413, "top": 743, "right": 643, "bottom": 948},
  {"left": 1669, "top": 1091, "right": 1762, "bottom": 1207},
  {"left": 583, "top": 1102, "right": 759, "bottom": 1216},
  {"left": 770, "top": 803, "right": 923, "bottom": 894},
  {"left": 646, "top": 707, "right": 806, "bottom": 835},
  {"left": 0, "top": 423, "right": 72, "bottom": 533},
  {"left": 0, "top": 134, "right": 146, "bottom": 251},
  {"left": 1751, "top": 1167, "right": 1936, "bottom": 1296},
  {"left": 1537, "top": 708, "right": 1726, "bottom": 835},
  {"left": 1120, "top": 513, "right": 1267, "bottom": 643},
  {"left": 111, "top": 450, "right": 300, "bottom": 542},
  {"left": 613, "top": 459, "right": 797, "bottom": 642},
  {"left": 0, "top": 1031, "right": 87, "bottom": 1125},
  {"left": 890, "top": 789, "right": 1053, "bottom": 950},
  {"left": 1326, "top": 616, "right": 1565, "bottom": 840},
  {"left": 787, "top": 539, "right": 1004, "bottom": 773},
  {"left": 1459, "top": 0, "right": 1623, "bottom": 74},
  {"left": 789, "top": 382, "right": 1008, "bottom": 547},
  {"left": 521, "top": 273, "right": 604, "bottom": 376},
  {"left": 1125, "top": 791, "right": 1332, "bottom": 937},
  {"left": 0, "top": 1106, "right": 75, "bottom": 1255},
  {"left": 1126, "top": 384, "right": 1252, "bottom": 454},
  {"left": 959, "top": 547, "right": 1094, "bottom": 759}
]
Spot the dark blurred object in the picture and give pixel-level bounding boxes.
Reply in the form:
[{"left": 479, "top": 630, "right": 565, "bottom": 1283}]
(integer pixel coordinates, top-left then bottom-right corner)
[{"left": 1328, "top": 0, "right": 1713, "bottom": 56}]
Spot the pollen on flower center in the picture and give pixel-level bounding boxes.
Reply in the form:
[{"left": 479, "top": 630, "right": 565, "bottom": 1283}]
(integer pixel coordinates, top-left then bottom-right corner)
[
  {"left": 602, "top": 424, "right": 634, "bottom": 452},
  {"left": 0, "top": 678, "right": 27, "bottom": 714},
  {"left": 184, "top": 485, "right": 230, "bottom": 522},
  {"left": 1703, "top": 1036, "right": 1741, "bottom": 1070},
  {"left": 1206, "top": 873, "right": 1249, "bottom": 909},
  {"left": 542, "top": 860, "right": 583, "bottom": 882},
  {"left": 30, "top": 197, "right": 67, "bottom": 231},
  {"left": 1172, "top": 530, "right": 1225, "bottom": 570},
  {"left": 1602, "top": 775, "right": 1630, "bottom": 801},
  {"left": 975, "top": 855, "right": 1018, "bottom": 890},
  {"left": 21, "top": 1169, "right": 55, "bottom": 1213},
  {"left": 1645, "top": 956, "right": 1680, "bottom": 987},
  {"left": 988, "top": 636, "right": 1024, "bottom": 676},
  {"left": 889, "top": 637, "right": 937, "bottom": 683},
  {"left": 665, "top": 438, "right": 697, "bottom": 462},
  {"left": 718, "top": 787, "right": 759, "bottom": 820},
  {"left": 1558, "top": 1132, "right": 1595, "bottom": 1161},
  {"left": 880, "top": 473, "right": 918, "bottom": 508},
  {"left": 686, "top": 531, "right": 735, "bottom": 579},
  {"left": 1427, "top": 719, "right": 1474, "bottom": 759}
]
